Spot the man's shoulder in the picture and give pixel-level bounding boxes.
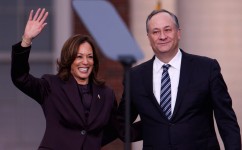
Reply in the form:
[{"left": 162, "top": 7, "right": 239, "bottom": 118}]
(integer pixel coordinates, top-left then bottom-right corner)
[
  {"left": 182, "top": 50, "right": 215, "bottom": 63},
  {"left": 131, "top": 57, "right": 154, "bottom": 72}
]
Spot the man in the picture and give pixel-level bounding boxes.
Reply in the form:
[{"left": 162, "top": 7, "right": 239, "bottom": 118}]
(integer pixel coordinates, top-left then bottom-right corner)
[{"left": 117, "top": 9, "right": 241, "bottom": 150}]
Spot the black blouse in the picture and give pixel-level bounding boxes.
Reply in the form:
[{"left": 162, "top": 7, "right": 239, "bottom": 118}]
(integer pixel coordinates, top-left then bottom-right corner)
[{"left": 78, "top": 84, "right": 92, "bottom": 120}]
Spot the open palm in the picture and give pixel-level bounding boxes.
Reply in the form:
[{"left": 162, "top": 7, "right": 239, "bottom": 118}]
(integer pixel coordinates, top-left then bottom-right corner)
[{"left": 23, "top": 8, "right": 48, "bottom": 40}]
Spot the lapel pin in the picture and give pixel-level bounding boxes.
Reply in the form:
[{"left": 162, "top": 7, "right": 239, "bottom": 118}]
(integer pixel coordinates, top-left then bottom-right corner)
[{"left": 98, "top": 94, "right": 101, "bottom": 99}]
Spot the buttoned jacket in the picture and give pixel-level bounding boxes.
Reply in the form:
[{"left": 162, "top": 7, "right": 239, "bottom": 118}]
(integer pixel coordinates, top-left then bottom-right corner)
[
  {"left": 118, "top": 50, "right": 241, "bottom": 150},
  {"left": 11, "top": 43, "right": 117, "bottom": 150}
]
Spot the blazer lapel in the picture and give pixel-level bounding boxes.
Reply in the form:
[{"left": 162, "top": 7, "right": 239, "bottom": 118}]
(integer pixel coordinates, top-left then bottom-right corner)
[
  {"left": 143, "top": 57, "right": 168, "bottom": 120},
  {"left": 143, "top": 58, "right": 155, "bottom": 97},
  {"left": 172, "top": 50, "right": 194, "bottom": 119},
  {"left": 87, "top": 83, "right": 104, "bottom": 125},
  {"left": 62, "top": 76, "right": 86, "bottom": 123}
]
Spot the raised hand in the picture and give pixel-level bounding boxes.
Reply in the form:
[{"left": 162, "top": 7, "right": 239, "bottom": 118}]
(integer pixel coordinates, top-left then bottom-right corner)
[{"left": 21, "top": 8, "right": 48, "bottom": 47}]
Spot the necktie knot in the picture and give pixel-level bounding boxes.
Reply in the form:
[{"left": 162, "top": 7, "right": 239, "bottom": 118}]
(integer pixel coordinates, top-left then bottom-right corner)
[{"left": 162, "top": 64, "right": 170, "bottom": 71}]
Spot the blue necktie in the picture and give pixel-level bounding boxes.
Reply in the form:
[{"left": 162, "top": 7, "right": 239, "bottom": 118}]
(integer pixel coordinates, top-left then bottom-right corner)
[{"left": 160, "top": 64, "right": 172, "bottom": 120}]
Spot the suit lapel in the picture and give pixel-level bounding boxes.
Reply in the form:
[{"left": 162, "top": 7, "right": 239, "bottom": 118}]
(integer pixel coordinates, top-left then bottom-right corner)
[
  {"left": 142, "top": 57, "right": 168, "bottom": 120},
  {"left": 88, "top": 83, "right": 105, "bottom": 125},
  {"left": 172, "top": 51, "right": 194, "bottom": 119},
  {"left": 143, "top": 58, "right": 155, "bottom": 97},
  {"left": 62, "top": 76, "right": 86, "bottom": 123}
]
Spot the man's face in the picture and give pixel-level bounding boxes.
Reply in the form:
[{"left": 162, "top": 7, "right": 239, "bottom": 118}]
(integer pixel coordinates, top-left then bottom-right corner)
[{"left": 147, "top": 12, "right": 181, "bottom": 58}]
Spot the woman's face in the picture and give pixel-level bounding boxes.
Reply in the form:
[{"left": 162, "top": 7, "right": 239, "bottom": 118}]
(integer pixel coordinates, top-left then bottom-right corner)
[{"left": 71, "top": 42, "right": 94, "bottom": 85}]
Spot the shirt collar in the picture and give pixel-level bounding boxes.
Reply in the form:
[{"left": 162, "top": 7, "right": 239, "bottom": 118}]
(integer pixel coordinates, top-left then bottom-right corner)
[{"left": 153, "top": 49, "right": 182, "bottom": 72}]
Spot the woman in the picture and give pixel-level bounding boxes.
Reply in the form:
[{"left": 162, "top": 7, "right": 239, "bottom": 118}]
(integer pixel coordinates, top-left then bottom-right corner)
[{"left": 11, "top": 8, "right": 117, "bottom": 150}]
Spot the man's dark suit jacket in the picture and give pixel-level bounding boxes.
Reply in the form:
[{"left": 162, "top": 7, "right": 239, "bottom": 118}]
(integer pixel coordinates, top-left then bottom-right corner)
[
  {"left": 118, "top": 50, "right": 241, "bottom": 150},
  {"left": 11, "top": 43, "right": 117, "bottom": 150}
]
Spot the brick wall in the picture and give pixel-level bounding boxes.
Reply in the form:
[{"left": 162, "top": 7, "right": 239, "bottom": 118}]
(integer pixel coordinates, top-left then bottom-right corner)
[{"left": 73, "top": 0, "right": 130, "bottom": 149}]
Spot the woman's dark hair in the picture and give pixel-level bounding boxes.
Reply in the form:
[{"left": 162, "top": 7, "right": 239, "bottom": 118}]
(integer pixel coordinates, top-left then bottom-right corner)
[{"left": 57, "top": 34, "right": 104, "bottom": 85}]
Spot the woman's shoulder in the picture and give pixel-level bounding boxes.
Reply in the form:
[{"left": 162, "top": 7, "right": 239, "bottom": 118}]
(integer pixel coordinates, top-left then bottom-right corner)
[
  {"left": 41, "top": 74, "right": 63, "bottom": 83},
  {"left": 94, "top": 83, "right": 114, "bottom": 93},
  {"left": 42, "top": 74, "right": 57, "bottom": 79}
]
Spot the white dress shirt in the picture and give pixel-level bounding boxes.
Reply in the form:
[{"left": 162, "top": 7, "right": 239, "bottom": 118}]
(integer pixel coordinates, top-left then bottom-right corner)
[{"left": 153, "top": 49, "right": 182, "bottom": 114}]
